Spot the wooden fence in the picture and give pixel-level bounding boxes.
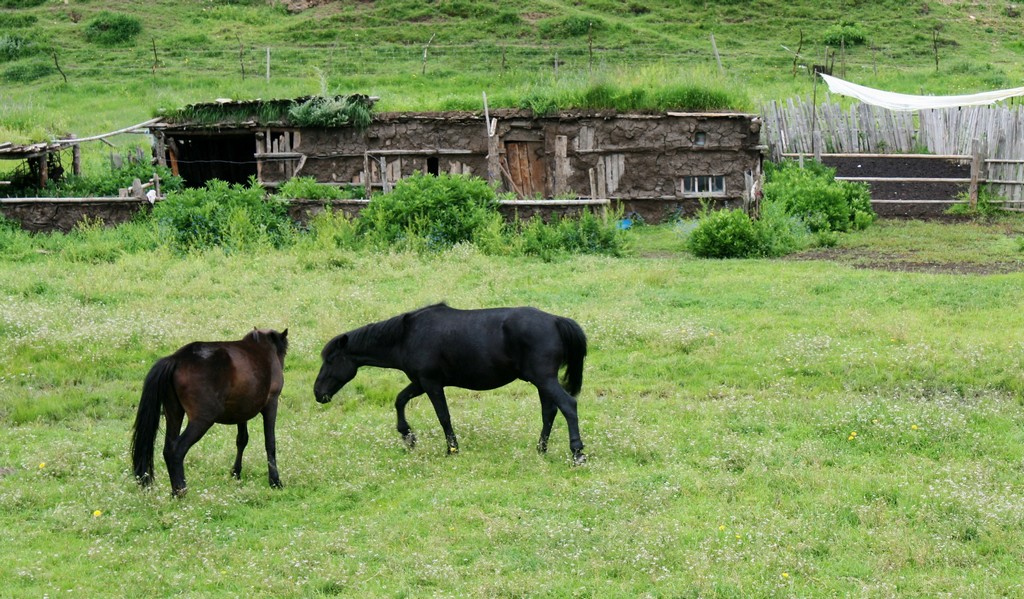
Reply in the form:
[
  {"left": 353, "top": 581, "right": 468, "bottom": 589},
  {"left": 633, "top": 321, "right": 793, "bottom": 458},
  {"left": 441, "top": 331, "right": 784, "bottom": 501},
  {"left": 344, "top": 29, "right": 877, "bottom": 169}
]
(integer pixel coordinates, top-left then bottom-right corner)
[{"left": 762, "top": 97, "right": 1024, "bottom": 208}]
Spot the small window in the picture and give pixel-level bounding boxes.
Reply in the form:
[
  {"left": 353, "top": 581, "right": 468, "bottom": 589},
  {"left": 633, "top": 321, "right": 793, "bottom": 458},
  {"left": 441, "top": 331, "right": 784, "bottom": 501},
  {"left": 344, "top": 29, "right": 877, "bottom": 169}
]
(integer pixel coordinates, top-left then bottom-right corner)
[
  {"left": 694, "top": 132, "right": 707, "bottom": 147},
  {"left": 681, "top": 175, "right": 725, "bottom": 197},
  {"left": 426, "top": 156, "right": 440, "bottom": 176}
]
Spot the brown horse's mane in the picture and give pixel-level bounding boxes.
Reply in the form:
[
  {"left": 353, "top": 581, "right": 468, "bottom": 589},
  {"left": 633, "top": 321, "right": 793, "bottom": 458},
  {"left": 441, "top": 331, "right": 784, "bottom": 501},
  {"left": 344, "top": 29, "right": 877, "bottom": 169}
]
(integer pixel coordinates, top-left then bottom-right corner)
[{"left": 246, "top": 329, "right": 289, "bottom": 364}]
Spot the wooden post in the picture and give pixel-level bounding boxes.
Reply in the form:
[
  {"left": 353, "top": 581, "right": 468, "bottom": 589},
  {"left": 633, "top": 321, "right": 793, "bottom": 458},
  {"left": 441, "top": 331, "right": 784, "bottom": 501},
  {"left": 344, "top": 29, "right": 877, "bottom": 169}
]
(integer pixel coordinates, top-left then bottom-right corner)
[
  {"left": 553, "top": 135, "right": 569, "bottom": 197},
  {"left": 154, "top": 134, "right": 166, "bottom": 168},
  {"left": 422, "top": 33, "right": 435, "bottom": 76},
  {"left": 266, "top": 47, "right": 271, "bottom": 82},
  {"left": 596, "top": 159, "right": 607, "bottom": 199},
  {"left": 71, "top": 137, "right": 81, "bottom": 176},
  {"left": 710, "top": 33, "right": 724, "bottom": 75},
  {"left": 813, "top": 130, "right": 823, "bottom": 162},
  {"left": 363, "top": 153, "right": 371, "bottom": 197},
  {"left": 483, "top": 91, "right": 501, "bottom": 188},
  {"left": 743, "top": 170, "right": 754, "bottom": 214},
  {"left": 237, "top": 35, "right": 246, "bottom": 80},
  {"left": 588, "top": 168, "right": 597, "bottom": 200},
  {"left": 969, "top": 138, "right": 982, "bottom": 209},
  {"left": 487, "top": 128, "right": 501, "bottom": 188},
  {"left": 588, "top": 22, "right": 594, "bottom": 75},
  {"left": 39, "top": 153, "right": 48, "bottom": 188}
]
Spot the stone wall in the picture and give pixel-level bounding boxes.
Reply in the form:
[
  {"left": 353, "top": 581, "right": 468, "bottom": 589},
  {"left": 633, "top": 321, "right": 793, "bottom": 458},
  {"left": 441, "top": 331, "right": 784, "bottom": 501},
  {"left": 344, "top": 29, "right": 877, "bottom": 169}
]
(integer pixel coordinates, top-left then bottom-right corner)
[{"left": 0, "top": 199, "right": 151, "bottom": 233}]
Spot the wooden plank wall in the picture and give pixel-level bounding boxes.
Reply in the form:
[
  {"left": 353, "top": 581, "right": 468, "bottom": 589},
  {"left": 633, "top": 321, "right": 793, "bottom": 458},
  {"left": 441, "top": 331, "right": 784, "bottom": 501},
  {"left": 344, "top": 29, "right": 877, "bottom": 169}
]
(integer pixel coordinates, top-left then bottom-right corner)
[{"left": 762, "top": 98, "right": 1024, "bottom": 206}]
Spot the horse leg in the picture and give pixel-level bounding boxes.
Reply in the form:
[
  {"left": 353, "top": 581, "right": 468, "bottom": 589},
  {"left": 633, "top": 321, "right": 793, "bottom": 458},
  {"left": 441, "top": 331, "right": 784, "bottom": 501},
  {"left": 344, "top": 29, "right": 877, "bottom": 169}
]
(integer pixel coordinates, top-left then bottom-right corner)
[
  {"left": 395, "top": 382, "right": 423, "bottom": 449},
  {"left": 424, "top": 385, "right": 458, "bottom": 455},
  {"left": 262, "top": 402, "right": 282, "bottom": 488},
  {"left": 164, "top": 418, "right": 214, "bottom": 497},
  {"left": 539, "top": 380, "right": 586, "bottom": 465},
  {"left": 161, "top": 401, "right": 185, "bottom": 493},
  {"left": 231, "top": 422, "right": 248, "bottom": 480},
  {"left": 536, "top": 396, "right": 558, "bottom": 454}
]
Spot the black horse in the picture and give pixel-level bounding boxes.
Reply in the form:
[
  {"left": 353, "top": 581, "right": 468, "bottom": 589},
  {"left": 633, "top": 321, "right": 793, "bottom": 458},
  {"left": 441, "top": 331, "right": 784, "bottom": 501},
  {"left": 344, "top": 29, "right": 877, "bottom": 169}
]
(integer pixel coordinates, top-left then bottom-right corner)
[
  {"left": 131, "top": 328, "right": 289, "bottom": 496},
  {"left": 314, "top": 304, "right": 587, "bottom": 464}
]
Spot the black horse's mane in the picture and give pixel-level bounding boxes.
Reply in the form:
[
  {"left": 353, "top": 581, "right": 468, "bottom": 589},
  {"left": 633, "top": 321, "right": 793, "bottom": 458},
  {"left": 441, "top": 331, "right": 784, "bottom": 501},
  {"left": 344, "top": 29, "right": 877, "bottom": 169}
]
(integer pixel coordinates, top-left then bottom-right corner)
[{"left": 346, "top": 303, "right": 448, "bottom": 350}]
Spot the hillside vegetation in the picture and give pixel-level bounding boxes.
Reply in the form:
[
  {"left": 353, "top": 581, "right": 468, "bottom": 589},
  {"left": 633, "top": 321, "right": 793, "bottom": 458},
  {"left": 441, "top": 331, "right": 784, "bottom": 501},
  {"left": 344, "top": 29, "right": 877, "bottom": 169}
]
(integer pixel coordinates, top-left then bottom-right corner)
[{"left": 2, "top": 0, "right": 1023, "bottom": 153}]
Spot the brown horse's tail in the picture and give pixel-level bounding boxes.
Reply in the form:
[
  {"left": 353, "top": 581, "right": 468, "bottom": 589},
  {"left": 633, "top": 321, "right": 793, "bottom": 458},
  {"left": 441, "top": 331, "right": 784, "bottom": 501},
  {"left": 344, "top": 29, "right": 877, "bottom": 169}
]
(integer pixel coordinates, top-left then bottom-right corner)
[
  {"left": 131, "top": 357, "right": 176, "bottom": 487},
  {"left": 556, "top": 317, "right": 587, "bottom": 398}
]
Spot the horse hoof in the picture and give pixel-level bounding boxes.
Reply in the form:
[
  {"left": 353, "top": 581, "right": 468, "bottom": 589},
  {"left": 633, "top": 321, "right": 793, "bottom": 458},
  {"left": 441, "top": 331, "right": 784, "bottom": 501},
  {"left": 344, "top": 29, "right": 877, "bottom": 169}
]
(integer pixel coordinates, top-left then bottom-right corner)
[
  {"left": 270, "top": 480, "right": 283, "bottom": 489},
  {"left": 172, "top": 487, "right": 188, "bottom": 498},
  {"left": 537, "top": 441, "right": 549, "bottom": 454},
  {"left": 447, "top": 446, "right": 459, "bottom": 456},
  {"left": 403, "top": 432, "right": 417, "bottom": 450},
  {"left": 572, "top": 452, "right": 587, "bottom": 466}
]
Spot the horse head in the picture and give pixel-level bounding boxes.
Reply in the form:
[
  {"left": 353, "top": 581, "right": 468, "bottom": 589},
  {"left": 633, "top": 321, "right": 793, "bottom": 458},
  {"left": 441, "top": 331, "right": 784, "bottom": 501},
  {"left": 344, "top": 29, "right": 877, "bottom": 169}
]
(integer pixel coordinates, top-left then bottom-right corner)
[{"left": 314, "top": 334, "right": 357, "bottom": 403}]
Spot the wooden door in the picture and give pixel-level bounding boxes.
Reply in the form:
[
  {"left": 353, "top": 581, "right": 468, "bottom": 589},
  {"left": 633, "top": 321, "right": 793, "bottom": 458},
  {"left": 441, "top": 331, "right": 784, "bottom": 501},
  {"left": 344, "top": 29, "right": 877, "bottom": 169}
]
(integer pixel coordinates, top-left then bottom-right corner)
[{"left": 504, "top": 141, "right": 547, "bottom": 198}]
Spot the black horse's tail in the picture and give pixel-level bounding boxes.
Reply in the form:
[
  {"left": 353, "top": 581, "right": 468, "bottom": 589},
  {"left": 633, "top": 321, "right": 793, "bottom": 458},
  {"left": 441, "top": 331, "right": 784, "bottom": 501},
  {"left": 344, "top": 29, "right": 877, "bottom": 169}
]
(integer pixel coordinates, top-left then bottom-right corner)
[
  {"left": 131, "top": 357, "right": 176, "bottom": 486},
  {"left": 556, "top": 317, "right": 587, "bottom": 397}
]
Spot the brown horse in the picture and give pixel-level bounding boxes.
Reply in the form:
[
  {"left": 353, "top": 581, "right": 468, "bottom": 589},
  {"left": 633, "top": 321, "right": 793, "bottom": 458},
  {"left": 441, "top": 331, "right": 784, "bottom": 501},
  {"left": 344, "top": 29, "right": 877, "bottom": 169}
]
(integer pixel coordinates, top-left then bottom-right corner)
[{"left": 131, "top": 328, "right": 289, "bottom": 496}]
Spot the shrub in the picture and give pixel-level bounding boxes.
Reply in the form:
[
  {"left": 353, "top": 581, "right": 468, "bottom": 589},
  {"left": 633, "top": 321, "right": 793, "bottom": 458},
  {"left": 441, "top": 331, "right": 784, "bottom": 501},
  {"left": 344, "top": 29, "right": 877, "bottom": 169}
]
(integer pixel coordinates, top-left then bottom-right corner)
[
  {"left": 538, "top": 15, "right": 603, "bottom": 38},
  {"left": 83, "top": 12, "right": 143, "bottom": 47},
  {"left": 275, "top": 176, "right": 364, "bottom": 200},
  {"left": 946, "top": 186, "right": 1005, "bottom": 217},
  {"left": 763, "top": 160, "right": 874, "bottom": 233},
  {"left": 288, "top": 95, "right": 373, "bottom": 130},
  {"left": 4, "top": 155, "right": 183, "bottom": 199},
  {"left": 685, "top": 206, "right": 759, "bottom": 258},
  {"left": 152, "top": 178, "right": 294, "bottom": 253},
  {"left": 489, "top": 209, "right": 629, "bottom": 260},
  {"left": 751, "top": 198, "right": 811, "bottom": 257},
  {"left": 823, "top": 21, "right": 867, "bottom": 46},
  {"left": 492, "top": 10, "right": 522, "bottom": 26},
  {"left": 0, "top": 14, "right": 38, "bottom": 28},
  {"left": 0, "top": 35, "right": 39, "bottom": 63},
  {"left": 2, "top": 59, "right": 52, "bottom": 83},
  {"left": 357, "top": 172, "right": 499, "bottom": 250},
  {"left": 0, "top": 0, "right": 45, "bottom": 7}
]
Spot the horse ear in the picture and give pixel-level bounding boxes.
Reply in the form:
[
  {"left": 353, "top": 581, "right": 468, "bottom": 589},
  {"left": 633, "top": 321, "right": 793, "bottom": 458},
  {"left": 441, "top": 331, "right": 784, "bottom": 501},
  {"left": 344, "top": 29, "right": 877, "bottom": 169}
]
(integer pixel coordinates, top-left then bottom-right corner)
[{"left": 282, "top": 328, "right": 288, "bottom": 338}]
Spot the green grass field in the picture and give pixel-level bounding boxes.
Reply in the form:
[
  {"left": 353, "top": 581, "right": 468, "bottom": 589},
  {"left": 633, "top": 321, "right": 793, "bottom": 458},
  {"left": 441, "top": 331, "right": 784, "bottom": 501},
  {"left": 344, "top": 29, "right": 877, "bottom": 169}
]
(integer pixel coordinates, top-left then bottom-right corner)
[{"left": 3, "top": 218, "right": 1024, "bottom": 596}]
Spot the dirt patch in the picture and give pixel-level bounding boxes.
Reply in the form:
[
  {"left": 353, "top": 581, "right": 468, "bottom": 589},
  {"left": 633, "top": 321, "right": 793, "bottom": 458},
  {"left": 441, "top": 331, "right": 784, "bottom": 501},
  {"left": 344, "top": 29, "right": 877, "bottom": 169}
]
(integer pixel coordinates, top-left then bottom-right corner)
[{"left": 789, "top": 247, "right": 1024, "bottom": 275}]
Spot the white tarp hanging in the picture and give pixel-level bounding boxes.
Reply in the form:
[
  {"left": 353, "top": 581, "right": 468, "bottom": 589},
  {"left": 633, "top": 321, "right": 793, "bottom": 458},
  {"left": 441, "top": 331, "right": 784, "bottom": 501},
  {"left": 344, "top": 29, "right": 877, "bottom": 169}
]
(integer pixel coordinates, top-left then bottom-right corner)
[{"left": 820, "top": 73, "right": 1024, "bottom": 111}]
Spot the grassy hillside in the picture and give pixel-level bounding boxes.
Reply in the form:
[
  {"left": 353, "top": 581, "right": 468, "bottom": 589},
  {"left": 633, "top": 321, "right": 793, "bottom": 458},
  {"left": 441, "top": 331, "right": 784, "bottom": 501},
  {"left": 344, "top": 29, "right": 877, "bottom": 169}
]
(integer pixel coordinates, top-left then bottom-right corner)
[{"left": 2, "top": 0, "right": 1023, "bottom": 153}]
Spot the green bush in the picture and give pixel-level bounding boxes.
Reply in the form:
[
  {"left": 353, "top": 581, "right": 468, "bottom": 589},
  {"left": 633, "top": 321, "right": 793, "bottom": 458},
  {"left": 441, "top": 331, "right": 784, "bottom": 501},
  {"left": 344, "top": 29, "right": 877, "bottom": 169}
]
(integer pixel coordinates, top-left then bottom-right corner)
[
  {"left": 763, "top": 160, "right": 874, "bottom": 233},
  {"left": 946, "top": 186, "right": 1005, "bottom": 217},
  {"left": 538, "top": 16, "right": 603, "bottom": 38},
  {"left": 751, "top": 198, "right": 811, "bottom": 257},
  {"left": 685, "top": 207, "right": 760, "bottom": 258},
  {"left": 83, "top": 12, "right": 143, "bottom": 47},
  {"left": 0, "top": 0, "right": 45, "bottom": 7},
  {"left": 288, "top": 95, "right": 373, "bottom": 130},
  {"left": 44, "top": 162, "right": 182, "bottom": 198},
  {"left": 492, "top": 10, "right": 522, "bottom": 26},
  {"left": 357, "top": 172, "right": 499, "bottom": 250},
  {"left": 0, "top": 14, "right": 38, "bottom": 28},
  {"left": 152, "top": 178, "right": 295, "bottom": 253},
  {"left": 823, "top": 21, "right": 867, "bottom": 46},
  {"left": 275, "top": 176, "right": 364, "bottom": 200},
  {"left": 0, "top": 35, "right": 39, "bottom": 63},
  {"left": 2, "top": 59, "right": 52, "bottom": 83}
]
